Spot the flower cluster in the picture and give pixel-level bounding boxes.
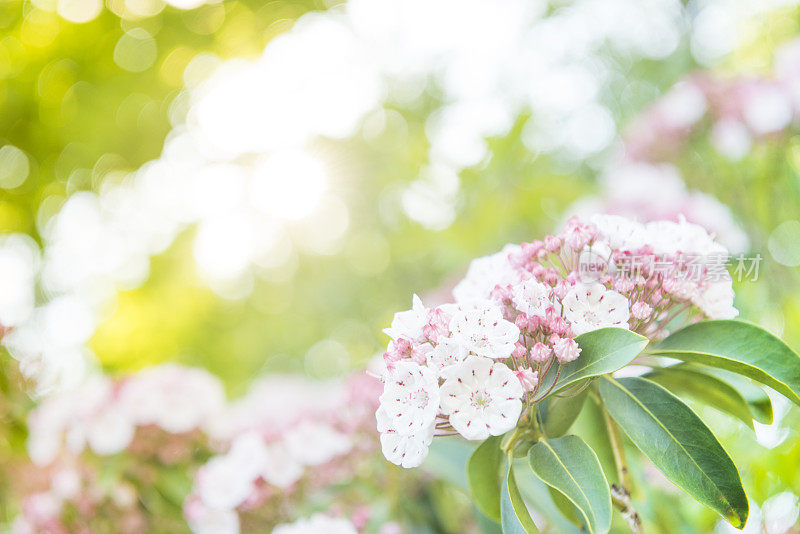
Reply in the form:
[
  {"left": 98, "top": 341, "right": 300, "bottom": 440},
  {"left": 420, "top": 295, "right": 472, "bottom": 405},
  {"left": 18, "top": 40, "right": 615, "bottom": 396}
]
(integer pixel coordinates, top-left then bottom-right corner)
[
  {"left": 625, "top": 37, "right": 800, "bottom": 163},
  {"left": 14, "top": 364, "right": 388, "bottom": 534},
  {"left": 184, "top": 372, "right": 382, "bottom": 534},
  {"left": 26, "top": 364, "right": 226, "bottom": 467},
  {"left": 376, "top": 214, "right": 737, "bottom": 468},
  {"left": 11, "top": 459, "right": 152, "bottom": 534},
  {"left": 13, "top": 365, "right": 226, "bottom": 534},
  {"left": 271, "top": 513, "right": 401, "bottom": 534}
]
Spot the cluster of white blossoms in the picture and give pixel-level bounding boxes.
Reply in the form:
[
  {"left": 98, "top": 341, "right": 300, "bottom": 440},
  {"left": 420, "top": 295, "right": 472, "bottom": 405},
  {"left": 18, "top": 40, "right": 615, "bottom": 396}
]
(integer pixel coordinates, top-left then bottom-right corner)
[
  {"left": 272, "top": 514, "right": 358, "bottom": 534},
  {"left": 26, "top": 364, "right": 226, "bottom": 466},
  {"left": 377, "top": 214, "right": 738, "bottom": 468},
  {"left": 185, "top": 372, "right": 382, "bottom": 534},
  {"left": 16, "top": 366, "right": 384, "bottom": 534}
]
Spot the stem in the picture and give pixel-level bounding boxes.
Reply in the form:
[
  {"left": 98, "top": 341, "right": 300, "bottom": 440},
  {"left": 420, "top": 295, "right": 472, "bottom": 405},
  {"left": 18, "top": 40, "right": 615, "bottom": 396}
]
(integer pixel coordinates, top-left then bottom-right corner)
[
  {"left": 531, "top": 365, "right": 562, "bottom": 403},
  {"left": 603, "top": 405, "right": 630, "bottom": 489},
  {"left": 611, "top": 485, "right": 644, "bottom": 534},
  {"left": 603, "top": 405, "right": 644, "bottom": 533}
]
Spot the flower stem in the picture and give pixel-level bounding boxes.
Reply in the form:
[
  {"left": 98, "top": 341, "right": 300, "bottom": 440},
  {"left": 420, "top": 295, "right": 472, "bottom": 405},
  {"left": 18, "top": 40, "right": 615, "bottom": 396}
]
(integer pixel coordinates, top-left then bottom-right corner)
[
  {"left": 603, "top": 406, "right": 629, "bottom": 489},
  {"left": 603, "top": 404, "right": 644, "bottom": 533}
]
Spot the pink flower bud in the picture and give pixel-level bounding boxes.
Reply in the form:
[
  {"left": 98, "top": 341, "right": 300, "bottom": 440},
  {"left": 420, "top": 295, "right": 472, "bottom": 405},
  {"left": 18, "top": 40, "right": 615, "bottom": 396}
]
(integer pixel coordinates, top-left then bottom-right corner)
[
  {"left": 530, "top": 342, "right": 552, "bottom": 363},
  {"left": 630, "top": 301, "right": 653, "bottom": 320},
  {"left": 512, "top": 342, "right": 527, "bottom": 359},
  {"left": 613, "top": 276, "right": 635, "bottom": 294},
  {"left": 549, "top": 316, "right": 568, "bottom": 335},
  {"left": 564, "top": 223, "right": 593, "bottom": 250},
  {"left": 423, "top": 309, "right": 450, "bottom": 341},
  {"left": 393, "top": 338, "right": 411, "bottom": 355},
  {"left": 383, "top": 350, "right": 402, "bottom": 366},
  {"left": 531, "top": 264, "right": 545, "bottom": 279},
  {"left": 409, "top": 343, "right": 430, "bottom": 365},
  {"left": 543, "top": 269, "right": 559, "bottom": 286},
  {"left": 544, "top": 235, "right": 562, "bottom": 253},
  {"left": 552, "top": 337, "right": 581, "bottom": 364},
  {"left": 489, "top": 284, "right": 514, "bottom": 304},
  {"left": 553, "top": 280, "right": 570, "bottom": 300},
  {"left": 527, "top": 314, "right": 541, "bottom": 331},
  {"left": 515, "top": 313, "right": 530, "bottom": 332},
  {"left": 515, "top": 368, "right": 539, "bottom": 392}
]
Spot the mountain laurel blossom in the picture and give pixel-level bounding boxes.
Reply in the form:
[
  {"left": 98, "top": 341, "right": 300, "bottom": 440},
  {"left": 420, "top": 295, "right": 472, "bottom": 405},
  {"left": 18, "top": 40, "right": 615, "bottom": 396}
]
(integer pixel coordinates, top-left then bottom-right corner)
[
  {"left": 376, "top": 214, "right": 739, "bottom": 468},
  {"left": 439, "top": 356, "right": 524, "bottom": 440}
]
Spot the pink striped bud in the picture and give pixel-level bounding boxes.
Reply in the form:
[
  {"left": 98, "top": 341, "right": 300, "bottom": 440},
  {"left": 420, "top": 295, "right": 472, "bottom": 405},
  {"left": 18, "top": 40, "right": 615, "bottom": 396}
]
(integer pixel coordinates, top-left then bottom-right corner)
[
  {"left": 553, "top": 337, "right": 581, "bottom": 364},
  {"left": 530, "top": 342, "right": 552, "bottom": 363},
  {"left": 515, "top": 368, "right": 539, "bottom": 392},
  {"left": 631, "top": 301, "right": 653, "bottom": 320}
]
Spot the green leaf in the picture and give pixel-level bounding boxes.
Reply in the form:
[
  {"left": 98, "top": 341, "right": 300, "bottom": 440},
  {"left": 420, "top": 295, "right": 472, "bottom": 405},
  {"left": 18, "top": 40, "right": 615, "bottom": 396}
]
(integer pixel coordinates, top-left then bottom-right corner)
[
  {"left": 528, "top": 436, "right": 612, "bottom": 534},
  {"left": 719, "top": 371, "right": 774, "bottom": 425},
  {"left": 501, "top": 464, "right": 540, "bottom": 533},
  {"left": 598, "top": 376, "right": 749, "bottom": 528},
  {"left": 542, "top": 388, "right": 589, "bottom": 438},
  {"left": 538, "top": 328, "right": 648, "bottom": 397},
  {"left": 571, "top": 394, "right": 619, "bottom": 485},
  {"left": 547, "top": 485, "right": 583, "bottom": 528},
  {"left": 652, "top": 320, "right": 800, "bottom": 406},
  {"left": 645, "top": 365, "right": 758, "bottom": 429},
  {"left": 512, "top": 458, "right": 584, "bottom": 534},
  {"left": 468, "top": 436, "right": 504, "bottom": 522}
]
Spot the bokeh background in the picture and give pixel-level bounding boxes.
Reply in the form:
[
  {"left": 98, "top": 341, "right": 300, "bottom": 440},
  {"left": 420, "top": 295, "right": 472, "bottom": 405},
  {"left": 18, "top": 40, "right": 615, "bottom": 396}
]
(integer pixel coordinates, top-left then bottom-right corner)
[{"left": 1, "top": 0, "right": 800, "bottom": 532}]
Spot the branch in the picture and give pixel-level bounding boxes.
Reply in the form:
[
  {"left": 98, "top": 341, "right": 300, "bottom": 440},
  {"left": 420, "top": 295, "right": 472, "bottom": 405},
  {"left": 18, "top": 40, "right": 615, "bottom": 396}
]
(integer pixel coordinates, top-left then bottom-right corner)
[
  {"left": 603, "top": 405, "right": 644, "bottom": 533},
  {"left": 611, "top": 484, "right": 644, "bottom": 534}
]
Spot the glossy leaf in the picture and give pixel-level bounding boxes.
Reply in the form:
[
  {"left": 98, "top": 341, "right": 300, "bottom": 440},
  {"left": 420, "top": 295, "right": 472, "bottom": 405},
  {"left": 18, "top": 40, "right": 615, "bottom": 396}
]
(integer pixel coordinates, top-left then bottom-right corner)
[
  {"left": 538, "top": 328, "right": 649, "bottom": 396},
  {"left": 679, "top": 365, "right": 773, "bottom": 425},
  {"left": 598, "top": 376, "right": 749, "bottom": 528},
  {"left": 645, "top": 366, "right": 758, "bottom": 429},
  {"left": 718, "top": 371, "right": 774, "bottom": 425},
  {"left": 501, "top": 464, "right": 540, "bottom": 533},
  {"left": 468, "top": 436, "right": 504, "bottom": 522},
  {"left": 571, "top": 394, "right": 619, "bottom": 485},
  {"left": 547, "top": 485, "right": 583, "bottom": 528},
  {"left": 652, "top": 320, "right": 800, "bottom": 406},
  {"left": 528, "top": 435, "right": 612, "bottom": 534},
  {"left": 542, "top": 388, "right": 589, "bottom": 438}
]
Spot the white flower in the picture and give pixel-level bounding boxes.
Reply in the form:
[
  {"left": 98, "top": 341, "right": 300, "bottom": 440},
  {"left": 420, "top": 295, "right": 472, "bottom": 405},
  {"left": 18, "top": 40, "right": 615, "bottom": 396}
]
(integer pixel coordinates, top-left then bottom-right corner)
[
  {"left": 379, "top": 361, "right": 439, "bottom": 436},
  {"left": 645, "top": 218, "right": 727, "bottom": 257},
  {"left": 196, "top": 455, "right": 256, "bottom": 511},
  {"left": 562, "top": 283, "right": 631, "bottom": 335},
  {"left": 590, "top": 214, "right": 649, "bottom": 252},
  {"left": 449, "top": 305, "right": 519, "bottom": 359},
  {"left": 453, "top": 244, "right": 522, "bottom": 305},
  {"left": 511, "top": 279, "right": 553, "bottom": 318},
  {"left": 284, "top": 421, "right": 352, "bottom": 466},
  {"left": 439, "top": 356, "right": 523, "bottom": 441},
  {"left": 186, "top": 502, "right": 240, "bottom": 534},
  {"left": 85, "top": 406, "right": 135, "bottom": 456},
  {"left": 692, "top": 278, "right": 739, "bottom": 319},
  {"left": 261, "top": 441, "right": 304, "bottom": 488},
  {"left": 119, "top": 364, "right": 226, "bottom": 434},
  {"left": 382, "top": 294, "right": 428, "bottom": 342},
  {"left": 195, "top": 432, "right": 271, "bottom": 510},
  {"left": 376, "top": 406, "right": 434, "bottom": 468},
  {"left": 273, "top": 514, "right": 357, "bottom": 534},
  {"left": 426, "top": 337, "right": 469, "bottom": 374}
]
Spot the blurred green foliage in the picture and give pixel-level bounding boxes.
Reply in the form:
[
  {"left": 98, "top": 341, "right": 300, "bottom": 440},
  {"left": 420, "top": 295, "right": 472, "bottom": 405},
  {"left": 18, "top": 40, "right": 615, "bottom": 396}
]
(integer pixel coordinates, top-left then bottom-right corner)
[{"left": 1, "top": 0, "right": 800, "bottom": 532}]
